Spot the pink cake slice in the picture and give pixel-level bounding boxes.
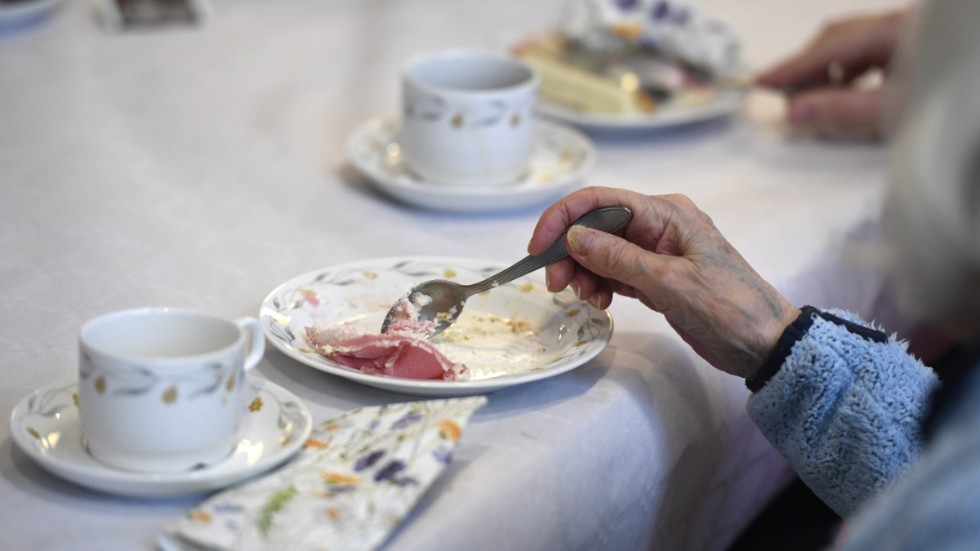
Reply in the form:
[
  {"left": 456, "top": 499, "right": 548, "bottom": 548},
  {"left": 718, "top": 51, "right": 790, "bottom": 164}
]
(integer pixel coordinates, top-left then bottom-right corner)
[{"left": 305, "top": 322, "right": 466, "bottom": 381}]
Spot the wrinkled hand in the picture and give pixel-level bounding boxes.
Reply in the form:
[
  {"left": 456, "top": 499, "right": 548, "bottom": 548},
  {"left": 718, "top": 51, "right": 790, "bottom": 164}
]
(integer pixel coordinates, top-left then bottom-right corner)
[
  {"left": 756, "top": 9, "right": 909, "bottom": 140},
  {"left": 528, "top": 187, "right": 800, "bottom": 379}
]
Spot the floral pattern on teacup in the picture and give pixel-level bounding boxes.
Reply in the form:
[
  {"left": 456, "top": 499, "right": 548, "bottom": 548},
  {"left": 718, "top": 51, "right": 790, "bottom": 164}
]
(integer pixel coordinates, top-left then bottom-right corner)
[
  {"left": 163, "top": 397, "right": 487, "bottom": 551},
  {"left": 404, "top": 93, "right": 531, "bottom": 129},
  {"left": 79, "top": 349, "right": 244, "bottom": 405}
]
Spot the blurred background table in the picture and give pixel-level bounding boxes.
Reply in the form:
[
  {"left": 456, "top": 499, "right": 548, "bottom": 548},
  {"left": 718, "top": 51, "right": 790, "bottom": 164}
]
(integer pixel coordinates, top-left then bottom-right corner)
[{"left": 0, "top": 0, "right": 907, "bottom": 549}]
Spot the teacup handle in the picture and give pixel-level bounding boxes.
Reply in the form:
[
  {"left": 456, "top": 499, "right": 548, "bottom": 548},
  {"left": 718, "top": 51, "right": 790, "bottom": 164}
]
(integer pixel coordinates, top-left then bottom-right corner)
[{"left": 235, "top": 317, "right": 265, "bottom": 371}]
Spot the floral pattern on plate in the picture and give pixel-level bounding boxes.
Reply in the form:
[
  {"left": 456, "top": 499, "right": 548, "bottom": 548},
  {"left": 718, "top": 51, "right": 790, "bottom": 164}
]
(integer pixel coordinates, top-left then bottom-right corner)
[
  {"left": 260, "top": 257, "right": 613, "bottom": 396},
  {"left": 9, "top": 378, "right": 312, "bottom": 498},
  {"left": 161, "top": 397, "right": 487, "bottom": 551}
]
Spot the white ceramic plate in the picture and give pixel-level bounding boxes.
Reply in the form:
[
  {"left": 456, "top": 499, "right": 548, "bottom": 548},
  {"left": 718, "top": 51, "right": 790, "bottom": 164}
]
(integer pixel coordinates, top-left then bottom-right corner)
[
  {"left": 538, "top": 87, "right": 745, "bottom": 131},
  {"left": 0, "top": 0, "right": 61, "bottom": 28},
  {"left": 260, "top": 257, "right": 613, "bottom": 396},
  {"left": 346, "top": 118, "right": 595, "bottom": 213},
  {"left": 9, "top": 378, "right": 312, "bottom": 498}
]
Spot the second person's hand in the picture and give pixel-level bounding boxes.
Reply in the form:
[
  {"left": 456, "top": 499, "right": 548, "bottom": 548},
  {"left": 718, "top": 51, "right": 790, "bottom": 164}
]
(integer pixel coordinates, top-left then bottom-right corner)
[{"left": 756, "top": 9, "right": 910, "bottom": 140}]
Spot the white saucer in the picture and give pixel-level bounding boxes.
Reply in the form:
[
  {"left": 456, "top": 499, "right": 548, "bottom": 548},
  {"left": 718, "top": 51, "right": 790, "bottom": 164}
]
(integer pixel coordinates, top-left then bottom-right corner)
[
  {"left": 0, "top": 0, "right": 62, "bottom": 29},
  {"left": 346, "top": 118, "right": 595, "bottom": 213},
  {"left": 9, "top": 378, "right": 313, "bottom": 498}
]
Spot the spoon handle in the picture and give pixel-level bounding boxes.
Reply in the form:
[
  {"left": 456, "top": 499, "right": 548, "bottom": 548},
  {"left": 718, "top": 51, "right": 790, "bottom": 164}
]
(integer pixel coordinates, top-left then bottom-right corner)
[{"left": 464, "top": 207, "right": 632, "bottom": 295}]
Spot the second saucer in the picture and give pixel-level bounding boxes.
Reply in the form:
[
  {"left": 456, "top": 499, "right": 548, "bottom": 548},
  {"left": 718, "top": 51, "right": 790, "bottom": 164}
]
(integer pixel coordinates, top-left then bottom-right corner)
[
  {"left": 10, "top": 378, "right": 313, "bottom": 498},
  {"left": 346, "top": 118, "right": 596, "bottom": 213}
]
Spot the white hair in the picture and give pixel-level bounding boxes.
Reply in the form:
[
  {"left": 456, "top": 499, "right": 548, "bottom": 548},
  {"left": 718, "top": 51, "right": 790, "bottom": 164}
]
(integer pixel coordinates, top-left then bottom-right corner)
[{"left": 883, "top": 0, "right": 980, "bottom": 334}]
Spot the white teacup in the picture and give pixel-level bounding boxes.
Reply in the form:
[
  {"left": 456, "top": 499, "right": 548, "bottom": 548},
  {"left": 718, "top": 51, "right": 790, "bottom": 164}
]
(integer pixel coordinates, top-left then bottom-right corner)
[
  {"left": 400, "top": 50, "right": 539, "bottom": 187},
  {"left": 77, "top": 308, "right": 265, "bottom": 472}
]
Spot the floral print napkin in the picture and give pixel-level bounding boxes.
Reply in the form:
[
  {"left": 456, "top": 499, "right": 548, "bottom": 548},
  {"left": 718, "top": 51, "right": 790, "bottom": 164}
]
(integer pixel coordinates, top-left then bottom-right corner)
[{"left": 160, "top": 396, "right": 487, "bottom": 551}]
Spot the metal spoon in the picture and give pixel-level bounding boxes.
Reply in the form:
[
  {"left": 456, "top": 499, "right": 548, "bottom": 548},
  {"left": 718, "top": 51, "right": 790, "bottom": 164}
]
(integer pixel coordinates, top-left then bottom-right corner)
[{"left": 380, "top": 206, "right": 632, "bottom": 337}]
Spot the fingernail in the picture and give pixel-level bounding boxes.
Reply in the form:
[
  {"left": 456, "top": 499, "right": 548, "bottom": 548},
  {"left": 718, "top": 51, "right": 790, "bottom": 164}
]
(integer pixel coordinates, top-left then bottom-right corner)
[
  {"left": 567, "top": 225, "right": 591, "bottom": 254},
  {"left": 570, "top": 280, "right": 581, "bottom": 298}
]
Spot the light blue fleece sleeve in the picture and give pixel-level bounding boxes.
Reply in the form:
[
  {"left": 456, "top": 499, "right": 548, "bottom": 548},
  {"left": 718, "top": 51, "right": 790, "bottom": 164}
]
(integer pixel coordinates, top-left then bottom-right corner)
[
  {"left": 835, "top": 368, "right": 980, "bottom": 551},
  {"left": 747, "top": 309, "right": 939, "bottom": 517}
]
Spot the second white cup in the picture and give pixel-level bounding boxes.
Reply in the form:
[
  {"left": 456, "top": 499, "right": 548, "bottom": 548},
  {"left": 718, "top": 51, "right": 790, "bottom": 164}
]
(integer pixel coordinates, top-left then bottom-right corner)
[
  {"left": 400, "top": 50, "right": 539, "bottom": 187},
  {"left": 77, "top": 308, "right": 265, "bottom": 472}
]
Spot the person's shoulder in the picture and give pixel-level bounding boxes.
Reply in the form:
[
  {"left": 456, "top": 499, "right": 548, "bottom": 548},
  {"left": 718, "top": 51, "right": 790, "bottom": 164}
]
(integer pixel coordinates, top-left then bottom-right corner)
[
  {"left": 929, "top": 365, "right": 980, "bottom": 445},
  {"left": 837, "top": 367, "right": 980, "bottom": 550}
]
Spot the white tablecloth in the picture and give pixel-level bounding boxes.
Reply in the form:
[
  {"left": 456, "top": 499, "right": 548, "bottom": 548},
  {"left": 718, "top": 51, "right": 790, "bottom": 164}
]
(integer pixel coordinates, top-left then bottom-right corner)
[{"left": 0, "top": 0, "right": 907, "bottom": 549}]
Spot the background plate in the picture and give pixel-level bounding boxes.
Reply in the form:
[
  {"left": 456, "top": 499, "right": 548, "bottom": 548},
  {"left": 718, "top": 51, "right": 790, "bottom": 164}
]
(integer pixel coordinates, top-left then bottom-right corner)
[
  {"left": 0, "top": 0, "right": 61, "bottom": 29},
  {"left": 538, "top": 87, "right": 745, "bottom": 131}
]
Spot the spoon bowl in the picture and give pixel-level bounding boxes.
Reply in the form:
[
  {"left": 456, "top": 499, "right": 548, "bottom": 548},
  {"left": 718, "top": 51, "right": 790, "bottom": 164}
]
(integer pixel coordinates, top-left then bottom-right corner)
[{"left": 380, "top": 206, "right": 632, "bottom": 337}]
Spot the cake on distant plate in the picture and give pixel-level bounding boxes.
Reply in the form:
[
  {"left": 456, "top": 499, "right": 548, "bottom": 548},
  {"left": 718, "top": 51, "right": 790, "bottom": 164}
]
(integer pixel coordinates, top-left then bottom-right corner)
[{"left": 513, "top": 0, "right": 742, "bottom": 117}]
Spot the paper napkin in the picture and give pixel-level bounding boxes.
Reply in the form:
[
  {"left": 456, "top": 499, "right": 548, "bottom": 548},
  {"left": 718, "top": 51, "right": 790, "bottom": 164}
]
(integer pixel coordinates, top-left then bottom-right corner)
[{"left": 159, "top": 396, "right": 487, "bottom": 551}]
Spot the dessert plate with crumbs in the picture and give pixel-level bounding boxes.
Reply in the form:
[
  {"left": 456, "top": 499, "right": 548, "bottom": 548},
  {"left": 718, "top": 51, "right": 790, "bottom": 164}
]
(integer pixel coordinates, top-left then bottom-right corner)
[
  {"left": 537, "top": 87, "right": 744, "bottom": 131},
  {"left": 513, "top": 27, "right": 747, "bottom": 131},
  {"left": 346, "top": 118, "right": 595, "bottom": 213},
  {"left": 260, "top": 257, "right": 613, "bottom": 396},
  {"left": 9, "top": 378, "right": 312, "bottom": 498}
]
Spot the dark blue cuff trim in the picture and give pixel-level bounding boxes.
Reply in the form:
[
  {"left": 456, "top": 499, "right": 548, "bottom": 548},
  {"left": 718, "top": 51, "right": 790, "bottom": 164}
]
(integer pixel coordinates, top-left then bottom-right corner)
[
  {"left": 746, "top": 306, "right": 888, "bottom": 392},
  {"left": 813, "top": 310, "right": 888, "bottom": 345},
  {"left": 746, "top": 306, "right": 818, "bottom": 392}
]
